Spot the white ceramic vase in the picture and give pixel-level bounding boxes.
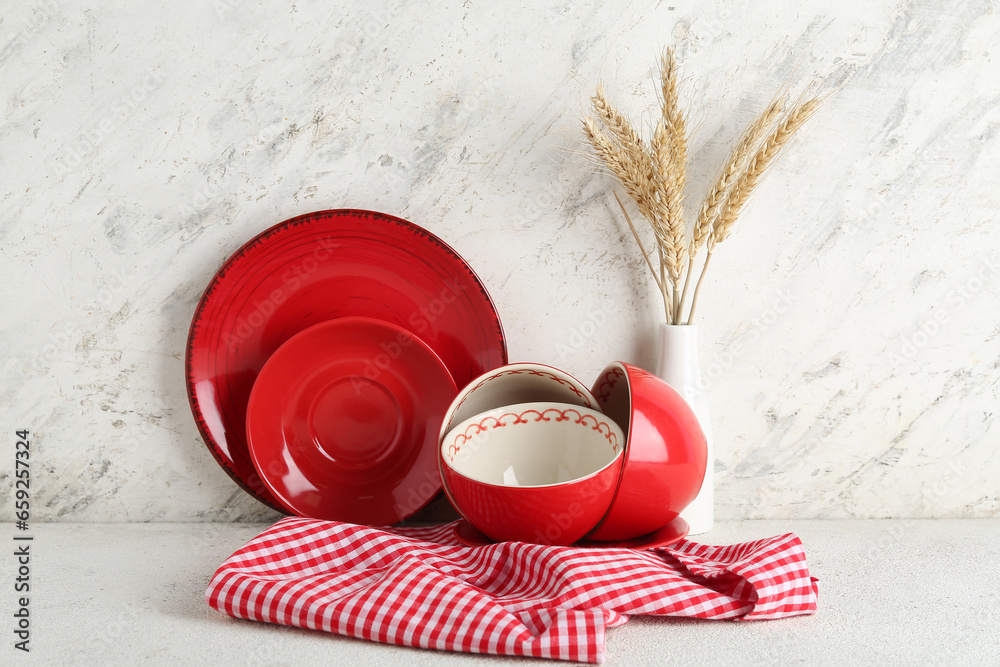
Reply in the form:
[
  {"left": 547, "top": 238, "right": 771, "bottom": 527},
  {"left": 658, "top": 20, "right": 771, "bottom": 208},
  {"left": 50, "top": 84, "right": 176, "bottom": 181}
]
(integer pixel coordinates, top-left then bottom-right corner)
[{"left": 654, "top": 323, "right": 714, "bottom": 535}]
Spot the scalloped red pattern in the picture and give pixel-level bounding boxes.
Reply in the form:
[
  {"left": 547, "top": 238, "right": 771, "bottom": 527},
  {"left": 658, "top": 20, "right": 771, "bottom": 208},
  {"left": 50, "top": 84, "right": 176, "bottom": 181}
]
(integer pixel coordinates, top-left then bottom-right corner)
[
  {"left": 447, "top": 406, "right": 620, "bottom": 463},
  {"left": 593, "top": 366, "right": 625, "bottom": 403}
]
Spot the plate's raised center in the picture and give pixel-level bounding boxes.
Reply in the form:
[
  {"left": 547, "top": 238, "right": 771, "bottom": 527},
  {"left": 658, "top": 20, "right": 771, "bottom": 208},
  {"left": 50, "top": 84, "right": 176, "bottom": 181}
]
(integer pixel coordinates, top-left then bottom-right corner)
[{"left": 309, "top": 376, "right": 402, "bottom": 466}]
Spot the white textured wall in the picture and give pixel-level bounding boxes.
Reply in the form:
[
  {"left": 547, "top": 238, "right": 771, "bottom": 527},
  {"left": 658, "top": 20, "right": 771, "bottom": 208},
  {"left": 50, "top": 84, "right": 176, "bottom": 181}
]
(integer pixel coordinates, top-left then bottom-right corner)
[{"left": 2, "top": 0, "right": 997, "bottom": 521}]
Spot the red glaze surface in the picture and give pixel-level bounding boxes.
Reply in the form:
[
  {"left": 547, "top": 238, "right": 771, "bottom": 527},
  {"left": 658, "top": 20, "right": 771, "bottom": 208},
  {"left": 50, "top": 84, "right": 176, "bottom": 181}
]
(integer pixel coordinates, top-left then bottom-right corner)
[
  {"left": 441, "top": 454, "right": 623, "bottom": 547},
  {"left": 442, "top": 467, "right": 620, "bottom": 546},
  {"left": 246, "top": 318, "right": 458, "bottom": 525},
  {"left": 586, "top": 362, "right": 707, "bottom": 541},
  {"left": 185, "top": 210, "right": 506, "bottom": 510},
  {"left": 454, "top": 515, "right": 690, "bottom": 550}
]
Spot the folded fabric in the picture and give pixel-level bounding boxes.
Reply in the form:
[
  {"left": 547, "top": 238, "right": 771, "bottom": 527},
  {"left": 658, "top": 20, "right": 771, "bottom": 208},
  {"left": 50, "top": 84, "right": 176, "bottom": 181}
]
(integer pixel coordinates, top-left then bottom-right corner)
[{"left": 206, "top": 518, "right": 818, "bottom": 663}]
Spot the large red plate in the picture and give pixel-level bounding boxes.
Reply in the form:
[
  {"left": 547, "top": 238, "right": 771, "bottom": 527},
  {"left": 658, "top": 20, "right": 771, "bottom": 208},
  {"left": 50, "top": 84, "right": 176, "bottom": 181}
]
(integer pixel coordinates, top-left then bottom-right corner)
[
  {"left": 186, "top": 210, "right": 507, "bottom": 511},
  {"left": 246, "top": 318, "right": 458, "bottom": 524}
]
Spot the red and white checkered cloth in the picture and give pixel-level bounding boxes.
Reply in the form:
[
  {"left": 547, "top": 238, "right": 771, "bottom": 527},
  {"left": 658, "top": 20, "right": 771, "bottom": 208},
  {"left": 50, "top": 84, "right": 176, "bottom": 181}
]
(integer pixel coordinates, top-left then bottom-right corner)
[{"left": 207, "top": 517, "right": 818, "bottom": 663}]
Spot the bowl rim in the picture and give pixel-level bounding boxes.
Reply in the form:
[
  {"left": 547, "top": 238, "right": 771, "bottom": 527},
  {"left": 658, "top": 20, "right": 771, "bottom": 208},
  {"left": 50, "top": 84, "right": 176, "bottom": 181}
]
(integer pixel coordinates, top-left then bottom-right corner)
[
  {"left": 439, "top": 401, "right": 625, "bottom": 489},
  {"left": 585, "top": 361, "right": 635, "bottom": 536},
  {"left": 438, "top": 362, "right": 601, "bottom": 443}
]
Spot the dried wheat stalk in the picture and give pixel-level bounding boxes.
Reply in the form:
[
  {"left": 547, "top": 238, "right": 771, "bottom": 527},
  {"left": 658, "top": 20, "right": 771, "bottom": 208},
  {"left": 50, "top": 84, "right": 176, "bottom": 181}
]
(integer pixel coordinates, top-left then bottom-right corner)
[
  {"left": 593, "top": 84, "right": 645, "bottom": 154},
  {"left": 687, "top": 97, "right": 822, "bottom": 323},
  {"left": 677, "top": 94, "right": 786, "bottom": 318},
  {"left": 651, "top": 118, "right": 686, "bottom": 320},
  {"left": 582, "top": 117, "right": 654, "bottom": 220},
  {"left": 613, "top": 191, "right": 671, "bottom": 317},
  {"left": 690, "top": 95, "right": 785, "bottom": 258},
  {"left": 581, "top": 49, "right": 821, "bottom": 325},
  {"left": 657, "top": 48, "right": 689, "bottom": 322},
  {"left": 710, "top": 97, "right": 821, "bottom": 249},
  {"left": 660, "top": 48, "right": 687, "bottom": 195}
]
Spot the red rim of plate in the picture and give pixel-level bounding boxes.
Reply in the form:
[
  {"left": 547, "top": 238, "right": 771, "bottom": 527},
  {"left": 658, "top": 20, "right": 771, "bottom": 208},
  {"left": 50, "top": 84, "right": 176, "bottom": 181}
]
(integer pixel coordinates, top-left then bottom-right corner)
[
  {"left": 246, "top": 317, "right": 458, "bottom": 524},
  {"left": 185, "top": 209, "right": 507, "bottom": 511}
]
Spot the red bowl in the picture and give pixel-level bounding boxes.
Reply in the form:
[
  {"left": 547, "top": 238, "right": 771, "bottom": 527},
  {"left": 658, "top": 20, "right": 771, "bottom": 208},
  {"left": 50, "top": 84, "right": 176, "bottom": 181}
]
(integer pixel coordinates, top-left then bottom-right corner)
[
  {"left": 586, "top": 362, "right": 707, "bottom": 541},
  {"left": 439, "top": 402, "right": 624, "bottom": 546}
]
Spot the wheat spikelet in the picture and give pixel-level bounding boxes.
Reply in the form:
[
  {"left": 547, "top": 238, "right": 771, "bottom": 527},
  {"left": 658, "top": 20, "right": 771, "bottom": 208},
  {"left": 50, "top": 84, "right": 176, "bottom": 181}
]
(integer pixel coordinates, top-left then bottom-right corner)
[
  {"left": 649, "top": 121, "right": 669, "bottom": 234},
  {"left": 592, "top": 85, "right": 644, "bottom": 154},
  {"left": 660, "top": 48, "right": 687, "bottom": 194},
  {"left": 582, "top": 116, "right": 656, "bottom": 221},
  {"left": 691, "top": 95, "right": 786, "bottom": 256},
  {"left": 651, "top": 118, "right": 687, "bottom": 283},
  {"left": 591, "top": 86, "right": 657, "bottom": 204},
  {"left": 709, "top": 97, "right": 821, "bottom": 248}
]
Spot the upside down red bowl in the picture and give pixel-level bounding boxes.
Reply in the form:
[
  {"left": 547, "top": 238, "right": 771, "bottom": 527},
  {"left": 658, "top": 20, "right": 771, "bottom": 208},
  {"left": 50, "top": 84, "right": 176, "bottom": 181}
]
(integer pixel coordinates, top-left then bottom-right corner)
[{"left": 586, "top": 362, "right": 707, "bottom": 542}]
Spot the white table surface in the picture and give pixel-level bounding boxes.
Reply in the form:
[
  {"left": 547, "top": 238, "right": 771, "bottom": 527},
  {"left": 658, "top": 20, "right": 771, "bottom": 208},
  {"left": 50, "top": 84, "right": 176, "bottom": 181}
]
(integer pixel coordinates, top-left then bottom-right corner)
[{"left": 5, "top": 520, "right": 999, "bottom": 665}]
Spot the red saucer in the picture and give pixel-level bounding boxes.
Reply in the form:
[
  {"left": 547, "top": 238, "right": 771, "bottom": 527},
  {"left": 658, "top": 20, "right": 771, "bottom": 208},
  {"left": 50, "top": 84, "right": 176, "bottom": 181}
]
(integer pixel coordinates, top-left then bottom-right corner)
[
  {"left": 453, "top": 516, "right": 690, "bottom": 550},
  {"left": 186, "top": 210, "right": 507, "bottom": 510},
  {"left": 246, "top": 317, "right": 458, "bottom": 525}
]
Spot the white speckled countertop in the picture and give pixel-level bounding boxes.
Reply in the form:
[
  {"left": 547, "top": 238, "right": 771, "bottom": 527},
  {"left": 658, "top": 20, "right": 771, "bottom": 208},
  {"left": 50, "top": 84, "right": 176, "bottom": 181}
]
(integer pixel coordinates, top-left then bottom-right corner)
[{"left": 4, "top": 520, "right": 998, "bottom": 665}]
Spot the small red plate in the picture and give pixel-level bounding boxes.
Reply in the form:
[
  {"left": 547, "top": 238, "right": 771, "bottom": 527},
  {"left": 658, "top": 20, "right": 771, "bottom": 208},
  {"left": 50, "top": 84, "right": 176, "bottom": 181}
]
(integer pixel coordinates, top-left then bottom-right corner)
[
  {"left": 186, "top": 210, "right": 507, "bottom": 510},
  {"left": 453, "top": 516, "right": 690, "bottom": 550},
  {"left": 246, "top": 317, "right": 458, "bottom": 525}
]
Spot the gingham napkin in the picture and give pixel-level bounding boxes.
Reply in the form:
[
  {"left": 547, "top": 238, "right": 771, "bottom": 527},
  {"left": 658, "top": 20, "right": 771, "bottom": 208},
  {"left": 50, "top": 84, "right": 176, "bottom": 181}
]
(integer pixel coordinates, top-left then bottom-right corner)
[{"left": 206, "top": 518, "right": 818, "bottom": 663}]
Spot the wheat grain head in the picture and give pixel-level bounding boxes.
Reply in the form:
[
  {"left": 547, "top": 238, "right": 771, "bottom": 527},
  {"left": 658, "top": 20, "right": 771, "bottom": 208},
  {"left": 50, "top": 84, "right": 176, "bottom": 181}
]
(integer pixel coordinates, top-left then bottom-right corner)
[
  {"left": 692, "top": 94, "right": 787, "bottom": 256},
  {"left": 592, "top": 84, "right": 645, "bottom": 154},
  {"left": 660, "top": 48, "right": 688, "bottom": 195},
  {"left": 709, "top": 97, "right": 822, "bottom": 249},
  {"left": 651, "top": 118, "right": 687, "bottom": 283},
  {"left": 582, "top": 116, "right": 656, "bottom": 222}
]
